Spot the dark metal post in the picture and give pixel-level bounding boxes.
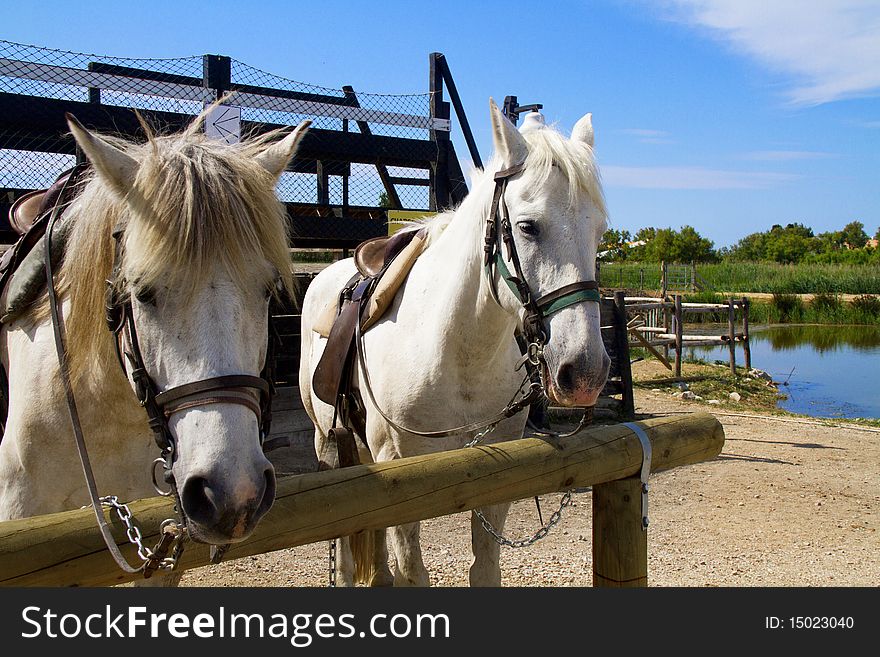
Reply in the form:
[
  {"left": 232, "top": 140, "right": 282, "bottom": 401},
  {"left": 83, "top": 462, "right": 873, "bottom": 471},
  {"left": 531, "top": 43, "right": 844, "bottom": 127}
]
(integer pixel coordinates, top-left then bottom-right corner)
[
  {"left": 203, "top": 54, "right": 231, "bottom": 101},
  {"left": 429, "top": 54, "right": 450, "bottom": 211},
  {"left": 434, "top": 53, "right": 482, "bottom": 170},
  {"left": 502, "top": 96, "right": 519, "bottom": 124}
]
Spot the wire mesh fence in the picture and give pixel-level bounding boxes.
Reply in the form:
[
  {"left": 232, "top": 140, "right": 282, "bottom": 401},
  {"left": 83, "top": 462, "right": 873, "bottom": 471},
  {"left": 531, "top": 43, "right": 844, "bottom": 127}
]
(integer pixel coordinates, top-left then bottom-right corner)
[{"left": 1, "top": 39, "right": 442, "bottom": 243}]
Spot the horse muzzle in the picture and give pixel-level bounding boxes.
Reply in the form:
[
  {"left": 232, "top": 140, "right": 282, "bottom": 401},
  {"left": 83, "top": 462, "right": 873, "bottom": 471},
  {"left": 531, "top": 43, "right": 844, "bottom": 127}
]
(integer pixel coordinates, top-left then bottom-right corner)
[
  {"left": 544, "top": 351, "right": 611, "bottom": 408},
  {"left": 178, "top": 462, "right": 276, "bottom": 544}
]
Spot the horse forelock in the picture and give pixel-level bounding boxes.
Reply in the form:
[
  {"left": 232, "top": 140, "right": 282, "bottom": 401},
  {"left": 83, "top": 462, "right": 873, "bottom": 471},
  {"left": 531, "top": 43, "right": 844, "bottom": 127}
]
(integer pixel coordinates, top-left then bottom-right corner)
[
  {"left": 417, "top": 124, "right": 606, "bottom": 254},
  {"left": 48, "top": 123, "right": 295, "bottom": 383},
  {"left": 520, "top": 125, "right": 607, "bottom": 220}
]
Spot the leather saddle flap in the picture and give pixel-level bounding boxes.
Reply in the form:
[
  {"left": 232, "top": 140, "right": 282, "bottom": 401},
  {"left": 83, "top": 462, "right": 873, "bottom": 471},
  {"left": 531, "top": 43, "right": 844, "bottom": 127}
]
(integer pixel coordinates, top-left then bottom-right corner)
[
  {"left": 314, "top": 228, "right": 428, "bottom": 338},
  {"left": 312, "top": 289, "right": 362, "bottom": 406}
]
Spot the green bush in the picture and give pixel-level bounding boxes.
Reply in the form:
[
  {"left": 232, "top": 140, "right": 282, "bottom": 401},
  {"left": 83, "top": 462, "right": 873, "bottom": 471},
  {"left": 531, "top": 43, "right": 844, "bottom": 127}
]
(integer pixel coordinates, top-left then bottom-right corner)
[
  {"left": 851, "top": 295, "right": 880, "bottom": 316},
  {"left": 771, "top": 294, "right": 804, "bottom": 322}
]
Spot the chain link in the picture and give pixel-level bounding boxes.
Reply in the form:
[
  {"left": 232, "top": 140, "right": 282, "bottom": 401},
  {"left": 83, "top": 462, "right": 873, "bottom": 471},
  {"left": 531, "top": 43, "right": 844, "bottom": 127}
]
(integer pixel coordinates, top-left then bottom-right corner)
[
  {"left": 473, "top": 491, "right": 574, "bottom": 549},
  {"left": 328, "top": 539, "right": 337, "bottom": 587},
  {"left": 100, "top": 496, "right": 183, "bottom": 571}
]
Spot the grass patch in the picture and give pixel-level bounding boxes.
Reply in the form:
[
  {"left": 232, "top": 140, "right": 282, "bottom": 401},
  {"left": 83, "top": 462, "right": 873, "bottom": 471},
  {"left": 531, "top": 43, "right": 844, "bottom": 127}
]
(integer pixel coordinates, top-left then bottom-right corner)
[{"left": 632, "top": 360, "right": 784, "bottom": 413}]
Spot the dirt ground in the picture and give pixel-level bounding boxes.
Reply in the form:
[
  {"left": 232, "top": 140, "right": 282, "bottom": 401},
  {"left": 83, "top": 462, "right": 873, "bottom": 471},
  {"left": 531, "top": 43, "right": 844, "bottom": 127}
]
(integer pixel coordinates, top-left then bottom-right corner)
[{"left": 180, "top": 368, "right": 879, "bottom": 588}]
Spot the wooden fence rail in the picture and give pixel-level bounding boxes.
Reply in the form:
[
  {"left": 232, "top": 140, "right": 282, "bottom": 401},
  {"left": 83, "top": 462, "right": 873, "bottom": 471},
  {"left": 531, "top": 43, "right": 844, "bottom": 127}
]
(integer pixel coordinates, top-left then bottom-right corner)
[{"left": 0, "top": 413, "right": 724, "bottom": 587}]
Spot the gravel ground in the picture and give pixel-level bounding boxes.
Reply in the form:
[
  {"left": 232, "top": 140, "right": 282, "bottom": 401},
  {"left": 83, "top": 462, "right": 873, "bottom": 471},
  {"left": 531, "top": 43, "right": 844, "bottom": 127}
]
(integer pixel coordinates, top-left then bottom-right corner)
[{"left": 179, "top": 381, "right": 878, "bottom": 588}]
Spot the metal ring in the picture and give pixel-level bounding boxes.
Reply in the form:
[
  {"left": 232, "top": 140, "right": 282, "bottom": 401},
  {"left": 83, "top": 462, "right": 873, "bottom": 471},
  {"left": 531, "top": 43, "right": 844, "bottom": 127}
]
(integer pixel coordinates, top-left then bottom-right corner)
[{"left": 151, "top": 457, "right": 173, "bottom": 496}]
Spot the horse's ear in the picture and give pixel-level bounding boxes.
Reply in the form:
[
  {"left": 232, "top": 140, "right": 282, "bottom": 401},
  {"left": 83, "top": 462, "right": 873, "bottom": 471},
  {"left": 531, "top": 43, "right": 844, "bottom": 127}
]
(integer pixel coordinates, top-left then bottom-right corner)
[
  {"left": 489, "top": 99, "right": 527, "bottom": 167},
  {"left": 66, "top": 113, "right": 138, "bottom": 196},
  {"left": 256, "top": 120, "right": 312, "bottom": 178},
  {"left": 572, "top": 113, "right": 594, "bottom": 147}
]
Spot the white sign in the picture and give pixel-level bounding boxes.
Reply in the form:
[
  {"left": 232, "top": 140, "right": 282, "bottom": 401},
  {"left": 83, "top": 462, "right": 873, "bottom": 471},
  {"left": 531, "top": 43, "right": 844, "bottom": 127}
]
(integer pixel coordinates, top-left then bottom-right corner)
[{"left": 205, "top": 104, "right": 241, "bottom": 144}]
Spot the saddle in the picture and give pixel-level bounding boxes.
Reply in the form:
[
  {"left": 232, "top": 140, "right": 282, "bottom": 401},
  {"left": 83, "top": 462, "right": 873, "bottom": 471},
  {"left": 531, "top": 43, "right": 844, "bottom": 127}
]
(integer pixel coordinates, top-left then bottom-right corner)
[
  {"left": 311, "top": 227, "right": 428, "bottom": 466},
  {"left": 0, "top": 166, "right": 85, "bottom": 324},
  {"left": 0, "top": 166, "right": 86, "bottom": 435}
]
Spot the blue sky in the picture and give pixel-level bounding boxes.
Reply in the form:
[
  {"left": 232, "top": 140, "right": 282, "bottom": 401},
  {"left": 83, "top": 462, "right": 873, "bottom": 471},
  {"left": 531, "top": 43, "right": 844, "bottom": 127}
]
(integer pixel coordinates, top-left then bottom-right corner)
[{"left": 2, "top": 0, "right": 878, "bottom": 249}]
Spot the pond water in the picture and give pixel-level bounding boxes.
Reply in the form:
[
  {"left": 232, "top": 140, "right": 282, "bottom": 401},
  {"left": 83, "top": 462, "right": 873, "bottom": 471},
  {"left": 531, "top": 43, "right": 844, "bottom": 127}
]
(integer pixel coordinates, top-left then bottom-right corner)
[{"left": 686, "top": 324, "right": 880, "bottom": 419}]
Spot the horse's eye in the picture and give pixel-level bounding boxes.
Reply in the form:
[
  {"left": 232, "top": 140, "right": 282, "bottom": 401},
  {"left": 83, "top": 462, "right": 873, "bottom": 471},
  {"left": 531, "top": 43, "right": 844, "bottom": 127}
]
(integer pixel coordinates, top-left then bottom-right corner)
[
  {"left": 134, "top": 286, "right": 157, "bottom": 306},
  {"left": 517, "top": 221, "right": 540, "bottom": 237}
]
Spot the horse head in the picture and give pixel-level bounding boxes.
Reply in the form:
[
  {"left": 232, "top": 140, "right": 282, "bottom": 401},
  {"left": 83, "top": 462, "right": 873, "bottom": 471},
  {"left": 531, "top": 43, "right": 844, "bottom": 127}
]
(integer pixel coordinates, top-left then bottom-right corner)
[
  {"left": 65, "top": 114, "right": 309, "bottom": 544},
  {"left": 487, "top": 100, "right": 610, "bottom": 407}
]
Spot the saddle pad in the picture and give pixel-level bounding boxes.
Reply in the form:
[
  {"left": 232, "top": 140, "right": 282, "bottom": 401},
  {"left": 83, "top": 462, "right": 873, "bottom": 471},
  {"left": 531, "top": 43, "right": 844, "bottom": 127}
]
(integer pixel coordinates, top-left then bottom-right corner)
[
  {"left": 0, "top": 214, "right": 73, "bottom": 325},
  {"left": 313, "top": 228, "right": 428, "bottom": 337}
]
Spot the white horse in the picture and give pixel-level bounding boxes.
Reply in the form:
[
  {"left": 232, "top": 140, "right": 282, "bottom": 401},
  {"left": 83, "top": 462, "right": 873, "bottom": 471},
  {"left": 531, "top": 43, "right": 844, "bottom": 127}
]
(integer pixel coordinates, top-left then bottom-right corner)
[
  {"left": 0, "top": 111, "right": 310, "bottom": 582},
  {"left": 300, "top": 101, "right": 610, "bottom": 586}
]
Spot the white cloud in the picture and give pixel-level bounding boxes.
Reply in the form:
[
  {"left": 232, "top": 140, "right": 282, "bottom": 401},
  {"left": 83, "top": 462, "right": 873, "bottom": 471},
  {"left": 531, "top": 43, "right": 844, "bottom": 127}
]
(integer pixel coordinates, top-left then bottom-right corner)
[
  {"left": 658, "top": 0, "right": 880, "bottom": 105},
  {"left": 740, "top": 150, "right": 837, "bottom": 161},
  {"left": 617, "top": 128, "right": 675, "bottom": 144},
  {"left": 602, "top": 165, "right": 800, "bottom": 189}
]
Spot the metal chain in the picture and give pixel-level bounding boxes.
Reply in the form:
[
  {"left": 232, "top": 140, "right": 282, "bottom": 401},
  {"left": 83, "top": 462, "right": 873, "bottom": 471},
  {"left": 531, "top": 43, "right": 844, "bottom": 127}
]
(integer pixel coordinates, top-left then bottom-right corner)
[
  {"left": 100, "top": 496, "right": 183, "bottom": 571},
  {"left": 473, "top": 491, "right": 573, "bottom": 549},
  {"left": 328, "top": 539, "right": 337, "bottom": 587}
]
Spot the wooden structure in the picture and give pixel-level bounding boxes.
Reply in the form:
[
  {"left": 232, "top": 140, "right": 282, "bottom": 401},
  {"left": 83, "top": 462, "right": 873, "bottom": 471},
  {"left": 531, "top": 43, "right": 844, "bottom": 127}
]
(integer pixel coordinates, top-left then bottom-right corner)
[
  {"left": 625, "top": 295, "right": 752, "bottom": 378},
  {"left": 0, "top": 413, "right": 724, "bottom": 587},
  {"left": 0, "top": 43, "right": 474, "bottom": 247}
]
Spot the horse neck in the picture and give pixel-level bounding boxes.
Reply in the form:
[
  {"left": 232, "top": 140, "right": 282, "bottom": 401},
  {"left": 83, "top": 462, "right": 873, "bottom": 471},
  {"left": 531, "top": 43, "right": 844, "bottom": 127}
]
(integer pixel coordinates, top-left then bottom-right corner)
[{"left": 417, "top": 177, "right": 518, "bottom": 359}]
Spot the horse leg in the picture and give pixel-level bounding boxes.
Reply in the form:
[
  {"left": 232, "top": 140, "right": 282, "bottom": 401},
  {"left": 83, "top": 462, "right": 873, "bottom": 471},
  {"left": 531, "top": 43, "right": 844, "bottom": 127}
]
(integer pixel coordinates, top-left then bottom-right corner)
[
  {"left": 366, "top": 529, "right": 394, "bottom": 586},
  {"left": 469, "top": 502, "right": 511, "bottom": 587},
  {"left": 388, "top": 522, "right": 430, "bottom": 586}
]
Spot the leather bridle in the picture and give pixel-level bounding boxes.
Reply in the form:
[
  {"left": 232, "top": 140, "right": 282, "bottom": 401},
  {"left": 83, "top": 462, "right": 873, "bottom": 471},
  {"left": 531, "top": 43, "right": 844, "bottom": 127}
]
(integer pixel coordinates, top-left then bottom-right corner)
[
  {"left": 483, "top": 162, "right": 601, "bottom": 395},
  {"left": 104, "top": 225, "right": 275, "bottom": 472},
  {"left": 44, "top": 169, "right": 277, "bottom": 576}
]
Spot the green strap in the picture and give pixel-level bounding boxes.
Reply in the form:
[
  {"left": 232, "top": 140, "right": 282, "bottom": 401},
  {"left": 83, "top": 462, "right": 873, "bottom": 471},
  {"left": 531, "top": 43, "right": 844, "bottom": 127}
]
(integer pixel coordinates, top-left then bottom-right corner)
[
  {"left": 539, "top": 288, "right": 601, "bottom": 315},
  {"left": 493, "top": 251, "right": 522, "bottom": 301},
  {"left": 492, "top": 251, "right": 601, "bottom": 315}
]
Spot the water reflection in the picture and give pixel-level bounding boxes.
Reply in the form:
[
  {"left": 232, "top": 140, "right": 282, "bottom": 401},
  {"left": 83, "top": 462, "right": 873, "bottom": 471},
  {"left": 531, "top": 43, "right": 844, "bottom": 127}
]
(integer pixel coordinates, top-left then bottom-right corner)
[
  {"left": 690, "top": 324, "right": 880, "bottom": 419},
  {"left": 759, "top": 324, "right": 880, "bottom": 353}
]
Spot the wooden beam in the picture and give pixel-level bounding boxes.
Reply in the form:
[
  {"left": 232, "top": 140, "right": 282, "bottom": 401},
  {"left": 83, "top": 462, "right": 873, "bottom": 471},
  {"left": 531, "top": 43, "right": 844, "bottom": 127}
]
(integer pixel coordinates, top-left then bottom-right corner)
[
  {"left": 629, "top": 328, "right": 672, "bottom": 370},
  {"left": 0, "top": 413, "right": 724, "bottom": 587}
]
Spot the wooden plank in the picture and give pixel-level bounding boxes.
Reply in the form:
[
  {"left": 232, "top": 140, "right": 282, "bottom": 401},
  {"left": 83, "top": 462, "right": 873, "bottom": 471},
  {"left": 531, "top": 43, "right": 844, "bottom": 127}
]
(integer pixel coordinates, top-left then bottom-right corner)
[
  {"left": 629, "top": 328, "right": 672, "bottom": 370},
  {"left": 0, "top": 413, "right": 724, "bottom": 586}
]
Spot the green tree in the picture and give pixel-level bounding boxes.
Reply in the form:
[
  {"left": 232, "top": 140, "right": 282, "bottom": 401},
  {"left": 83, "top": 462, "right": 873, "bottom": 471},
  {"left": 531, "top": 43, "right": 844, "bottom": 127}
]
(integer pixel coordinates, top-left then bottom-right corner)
[
  {"left": 840, "top": 221, "right": 869, "bottom": 249},
  {"left": 599, "top": 228, "right": 632, "bottom": 261}
]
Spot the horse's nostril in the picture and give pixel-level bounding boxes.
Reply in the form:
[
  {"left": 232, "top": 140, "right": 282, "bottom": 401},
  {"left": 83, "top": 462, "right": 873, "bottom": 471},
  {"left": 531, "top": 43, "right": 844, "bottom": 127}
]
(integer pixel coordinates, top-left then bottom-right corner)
[
  {"left": 257, "top": 466, "right": 276, "bottom": 517},
  {"left": 557, "top": 362, "right": 578, "bottom": 391},
  {"left": 181, "top": 476, "right": 219, "bottom": 528}
]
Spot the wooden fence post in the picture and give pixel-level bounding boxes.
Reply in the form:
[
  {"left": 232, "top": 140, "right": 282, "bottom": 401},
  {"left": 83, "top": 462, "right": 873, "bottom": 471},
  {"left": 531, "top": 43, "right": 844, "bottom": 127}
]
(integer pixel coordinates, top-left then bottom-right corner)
[
  {"left": 593, "top": 477, "right": 647, "bottom": 587},
  {"left": 614, "top": 291, "right": 635, "bottom": 418},
  {"left": 728, "top": 298, "right": 737, "bottom": 377},
  {"left": 674, "top": 294, "right": 683, "bottom": 378},
  {"left": 742, "top": 297, "right": 751, "bottom": 372}
]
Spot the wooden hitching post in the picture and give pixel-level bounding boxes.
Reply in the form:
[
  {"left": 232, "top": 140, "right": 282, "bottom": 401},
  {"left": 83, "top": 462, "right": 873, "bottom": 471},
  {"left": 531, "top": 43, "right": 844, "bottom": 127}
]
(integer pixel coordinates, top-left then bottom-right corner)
[{"left": 592, "top": 477, "right": 647, "bottom": 587}]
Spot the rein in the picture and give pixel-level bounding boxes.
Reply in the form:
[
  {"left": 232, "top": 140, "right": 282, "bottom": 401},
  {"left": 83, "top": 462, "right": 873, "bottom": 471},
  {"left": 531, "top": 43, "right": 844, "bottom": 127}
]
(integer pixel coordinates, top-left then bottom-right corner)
[
  {"left": 352, "top": 161, "right": 601, "bottom": 441},
  {"left": 44, "top": 172, "right": 277, "bottom": 576}
]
